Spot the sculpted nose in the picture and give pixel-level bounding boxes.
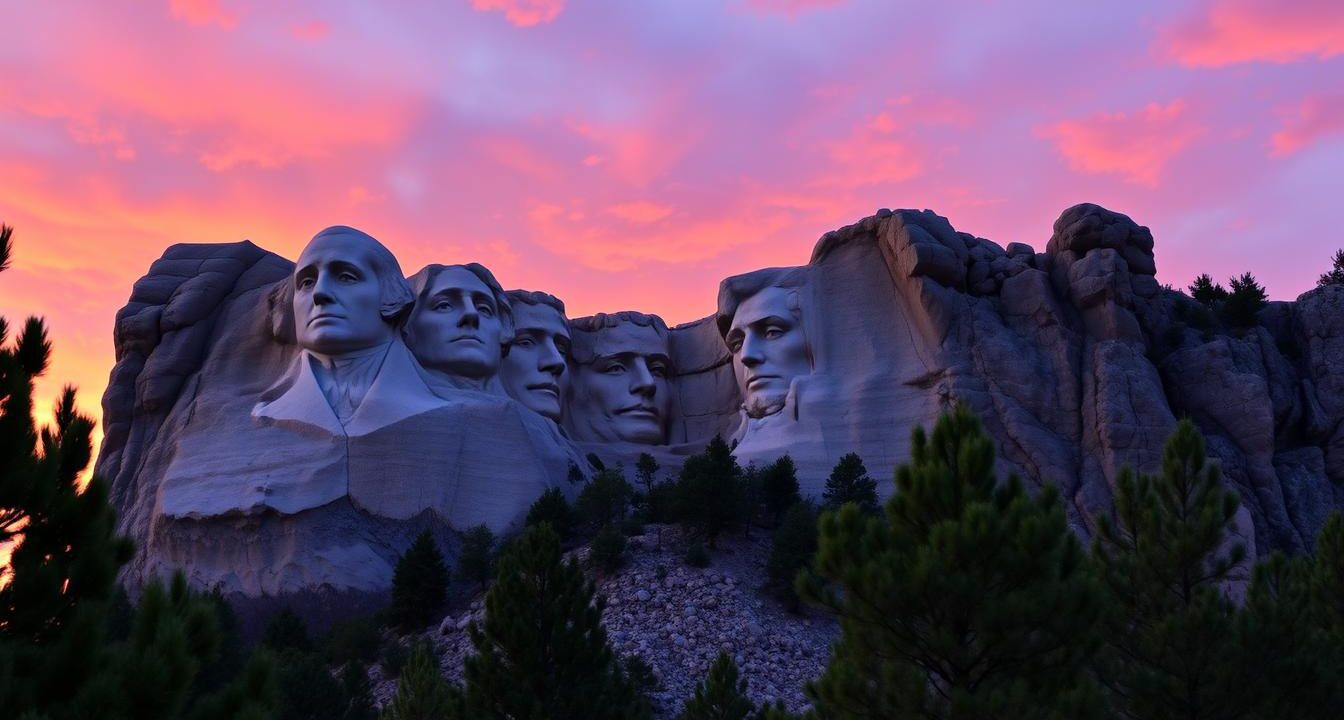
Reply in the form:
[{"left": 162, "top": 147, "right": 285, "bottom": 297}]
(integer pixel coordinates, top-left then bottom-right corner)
[
  {"left": 630, "top": 359, "right": 655, "bottom": 398},
  {"left": 458, "top": 307, "right": 480, "bottom": 328},
  {"left": 739, "top": 335, "right": 764, "bottom": 368},
  {"left": 312, "top": 274, "right": 336, "bottom": 306},
  {"left": 539, "top": 342, "right": 565, "bottom": 377}
]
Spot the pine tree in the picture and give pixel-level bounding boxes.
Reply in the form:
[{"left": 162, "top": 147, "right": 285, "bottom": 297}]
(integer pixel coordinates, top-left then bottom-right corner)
[
  {"left": 675, "top": 435, "right": 746, "bottom": 549},
  {"left": 1223, "top": 271, "right": 1267, "bottom": 329},
  {"left": 802, "top": 407, "right": 1104, "bottom": 720},
  {"left": 1238, "top": 552, "right": 1336, "bottom": 719},
  {"left": 635, "top": 452, "right": 660, "bottom": 497},
  {"left": 380, "top": 639, "right": 461, "bottom": 720},
  {"left": 577, "top": 467, "right": 633, "bottom": 529},
  {"left": 184, "top": 650, "right": 278, "bottom": 720},
  {"left": 1311, "top": 511, "right": 1344, "bottom": 641},
  {"left": 339, "top": 660, "right": 377, "bottom": 720},
  {"left": 766, "top": 501, "right": 817, "bottom": 612},
  {"left": 678, "top": 652, "right": 754, "bottom": 720},
  {"left": 458, "top": 524, "right": 496, "bottom": 590},
  {"left": 760, "top": 455, "right": 800, "bottom": 524},
  {"left": 1317, "top": 249, "right": 1344, "bottom": 287},
  {"left": 1092, "top": 419, "right": 1251, "bottom": 720},
  {"left": 1188, "top": 273, "right": 1227, "bottom": 306},
  {"left": 273, "top": 646, "right": 350, "bottom": 720},
  {"left": 262, "top": 606, "right": 312, "bottom": 652},
  {"left": 821, "top": 452, "right": 878, "bottom": 514},
  {"left": 461, "top": 523, "right": 650, "bottom": 719},
  {"left": 0, "top": 226, "right": 247, "bottom": 719},
  {"left": 526, "top": 487, "right": 576, "bottom": 540},
  {"left": 1305, "top": 512, "right": 1344, "bottom": 713},
  {"left": 390, "top": 531, "right": 450, "bottom": 631}
]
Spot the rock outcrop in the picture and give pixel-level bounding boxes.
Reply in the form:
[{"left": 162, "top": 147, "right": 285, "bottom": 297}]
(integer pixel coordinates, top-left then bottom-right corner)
[{"left": 97, "top": 203, "right": 1344, "bottom": 607}]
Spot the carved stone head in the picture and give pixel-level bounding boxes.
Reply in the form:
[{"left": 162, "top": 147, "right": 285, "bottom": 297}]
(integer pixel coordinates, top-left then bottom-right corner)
[
  {"left": 501, "top": 290, "right": 570, "bottom": 422},
  {"left": 405, "top": 263, "right": 513, "bottom": 382},
  {"left": 566, "top": 312, "right": 672, "bottom": 444},
  {"left": 278, "top": 226, "right": 414, "bottom": 357},
  {"left": 717, "top": 268, "right": 812, "bottom": 419}
]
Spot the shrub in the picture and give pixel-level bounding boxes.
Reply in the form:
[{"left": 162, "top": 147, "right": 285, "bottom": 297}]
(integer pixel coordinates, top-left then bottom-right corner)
[
  {"left": 262, "top": 607, "right": 311, "bottom": 653},
  {"left": 380, "top": 639, "right": 460, "bottom": 719},
  {"left": 646, "top": 480, "right": 679, "bottom": 524},
  {"left": 590, "top": 523, "right": 628, "bottom": 574},
  {"left": 322, "top": 615, "right": 381, "bottom": 666},
  {"left": 767, "top": 502, "right": 818, "bottom": 612},
  {"left": 678, "top": 652, "right": 754, "bottom": 720}
]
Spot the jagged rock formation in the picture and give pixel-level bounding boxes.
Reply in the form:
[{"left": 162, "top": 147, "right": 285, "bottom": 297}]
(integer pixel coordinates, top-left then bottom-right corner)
[{"left": 97, "top": 203, "right": 1344, "bottom": 607}]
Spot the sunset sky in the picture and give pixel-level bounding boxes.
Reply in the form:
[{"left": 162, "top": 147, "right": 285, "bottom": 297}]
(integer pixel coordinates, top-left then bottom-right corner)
[{"left": 0, "top": 0, "right": 1342, "bottom": 459}]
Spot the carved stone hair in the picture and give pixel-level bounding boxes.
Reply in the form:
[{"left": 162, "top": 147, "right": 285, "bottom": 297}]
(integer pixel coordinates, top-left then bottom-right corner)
[
  {"left": 505, "top": 289, "right": 566, "bottom": 316},
  {"left": 570, "top": 311, "right": 668, "bottom": 335},
  {"left": 568, "top": 311, "right": 670, "bottom": 366},
  {"left": 269, "top": 225, "right": 414, "bottom": 344},
  {"left": 407, "top": 263, "right": 515, "bottom": 344},
  {"left": 715, "top": 266, "right": 809, "bottom": 340}
]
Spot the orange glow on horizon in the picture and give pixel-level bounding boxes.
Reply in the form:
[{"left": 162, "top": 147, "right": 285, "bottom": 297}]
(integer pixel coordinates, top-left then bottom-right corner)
[{"left": 1, "top": 0, "right": 1342, "bottom": 493}]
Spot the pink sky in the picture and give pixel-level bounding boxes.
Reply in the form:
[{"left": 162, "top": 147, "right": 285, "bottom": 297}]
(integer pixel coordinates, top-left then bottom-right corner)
[{"left": 1, "top": 0, "right": 1342, "bottom": 459}]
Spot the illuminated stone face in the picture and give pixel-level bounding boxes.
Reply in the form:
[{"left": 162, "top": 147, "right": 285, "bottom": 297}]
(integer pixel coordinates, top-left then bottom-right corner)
[
  {"left": 407, "top": 266, "right": 505, "bottom": 380},
  {"left": 724, "top": 286, "right": 810, "bottom": 419},
  {"left": 501, "top": 302, "right": 571, "bottom": 421},
  {"left": 568, "top": 322, "right": 671, "bottom": 444},
  {"left": 292, "top": 231, "right": 396, "bottom": 357}
]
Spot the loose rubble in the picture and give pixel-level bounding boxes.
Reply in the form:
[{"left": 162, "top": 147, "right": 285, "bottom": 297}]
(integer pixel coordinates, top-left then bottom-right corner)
[{"left": 376, "top": 524, "right": 836, "bottom": 718}]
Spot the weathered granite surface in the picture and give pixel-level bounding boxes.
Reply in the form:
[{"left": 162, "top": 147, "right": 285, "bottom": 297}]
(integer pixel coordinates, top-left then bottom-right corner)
[{"left": 98, "top": 204, "right": 1344, "bottom": 603}]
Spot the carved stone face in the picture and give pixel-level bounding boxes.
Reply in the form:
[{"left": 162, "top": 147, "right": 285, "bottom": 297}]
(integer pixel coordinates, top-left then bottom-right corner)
[
  {"left": 407, "top": 266, "right": 504, "bottom": 379},
  {"left": 501, "top": 303, "right": 571, "bottom": 421},
  {"left": 569, "top": 323, "right": 671, "bottom": 444},
  {"left": 725, "top": 286, "right": 810, "bottom": 419},
  {"left": 293, "top": 232, "right": 396, "bottom": 357}
]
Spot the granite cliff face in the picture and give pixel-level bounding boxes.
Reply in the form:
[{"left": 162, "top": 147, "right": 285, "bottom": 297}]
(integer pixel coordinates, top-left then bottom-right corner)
[{"left": 97, "top": 203, "right": 1344, "bottom": 604}]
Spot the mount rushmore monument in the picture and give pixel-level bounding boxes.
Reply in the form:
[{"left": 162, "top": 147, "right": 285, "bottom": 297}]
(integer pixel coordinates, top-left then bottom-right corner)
[{"left": 96, "top": 203, "right": 1344, "bottom": 606}]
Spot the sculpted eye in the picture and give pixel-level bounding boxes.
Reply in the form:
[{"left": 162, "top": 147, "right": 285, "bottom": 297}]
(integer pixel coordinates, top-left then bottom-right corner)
[
  {"left": 765, "top": 326, "right": 786, "bottom": 340},
  {"left": 515, "top": 337, "right": 535, "bottom": 348},
  {"left": 477, "top": 304, "right": 494, "bottom": 317},
  {"left": 297, "top": 277, "right": 315, "bottom": 290},
  {"left": 649, "top": 363, "right": 669, "bottom": 379},
  {"left": 339, "top": 271, "right": 360, "bottom": 283},
  {"left": 602, "top": 363, "right": 625, "bottom": 375},
  {"left": 434, "top": 300, "right": 452, "bottom": 312}
]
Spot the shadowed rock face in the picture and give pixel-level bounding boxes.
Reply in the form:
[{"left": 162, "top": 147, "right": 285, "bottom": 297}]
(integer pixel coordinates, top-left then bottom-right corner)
[{"left": 98, "top": 203, "right": 1344, "bottom": 605}]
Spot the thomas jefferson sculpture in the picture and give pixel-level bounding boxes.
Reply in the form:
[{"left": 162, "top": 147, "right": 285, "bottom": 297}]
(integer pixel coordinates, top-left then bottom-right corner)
[
  {"left": 405, "top": 263, "right": 513, "bottom": 395},
  {"left": 500, "top": 290, "right": 571, "bottom": 422},
  {"left": 565, "top": 312, "right": 672, "bottom": 444}
]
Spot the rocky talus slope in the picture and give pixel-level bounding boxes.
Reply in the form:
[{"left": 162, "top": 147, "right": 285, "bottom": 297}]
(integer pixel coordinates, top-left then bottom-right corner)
[{"left": 373, "top": 525, "right": 835, "bottom": 718}]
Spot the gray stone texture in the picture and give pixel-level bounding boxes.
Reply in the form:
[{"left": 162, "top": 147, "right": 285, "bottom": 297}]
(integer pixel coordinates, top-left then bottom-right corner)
[{"left": 99, "top": 203, "right": 1344, "bottom": 604}]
